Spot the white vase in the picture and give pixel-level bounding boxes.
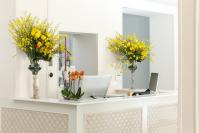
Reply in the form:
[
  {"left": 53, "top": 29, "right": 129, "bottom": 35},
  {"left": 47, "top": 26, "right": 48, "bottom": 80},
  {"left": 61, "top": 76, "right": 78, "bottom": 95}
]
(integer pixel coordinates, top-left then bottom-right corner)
[
  {"left": 28, "top": 61, "right": 41, "bottom": 99},
  {"left": 33, "top": 74, "right": 40, "bottom": 99}
]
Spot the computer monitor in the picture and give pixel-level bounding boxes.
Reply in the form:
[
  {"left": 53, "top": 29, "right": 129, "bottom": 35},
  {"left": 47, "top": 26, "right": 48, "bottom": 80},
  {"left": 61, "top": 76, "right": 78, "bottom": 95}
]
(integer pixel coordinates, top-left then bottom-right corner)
[
  {"left": 81, "top": 75, "right": 112, "bottom": 98},
  {"left": 149, "top": 73, "right": 159, "bottom": 92}
]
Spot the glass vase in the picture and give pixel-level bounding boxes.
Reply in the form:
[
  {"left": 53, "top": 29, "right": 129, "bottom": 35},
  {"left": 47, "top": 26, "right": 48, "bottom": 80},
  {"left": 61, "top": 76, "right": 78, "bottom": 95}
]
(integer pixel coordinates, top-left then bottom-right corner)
[
  {"left": 28, "top": 61, "right": 41, "bottom": 99},
  {"left": 129, "top": 64, "right": 137, "bottom": 89}
]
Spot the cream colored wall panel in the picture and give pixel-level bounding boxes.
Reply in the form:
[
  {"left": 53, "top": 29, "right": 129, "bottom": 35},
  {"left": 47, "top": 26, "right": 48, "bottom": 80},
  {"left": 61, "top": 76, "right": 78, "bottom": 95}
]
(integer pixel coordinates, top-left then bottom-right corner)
[
  {"left": 148, "top": 105, "right": 177, "bottom": 133},
  {"left": 15, "top": 0, "right": 47, "bottom": 18},
  {"left": 1, "top": 108, "right": 68, "bottom": 133},
  {"left": 179, "top": 0, "right": 197, "bottom": 132},
  {"left": 0, "top": 0, "right": 15, "bottom": 99},
  {"left": 0, "top": 108, "right": 1, "bottom": 132},
  {"left": 84, "top": 108, "right": 142, "bottom": 133}
]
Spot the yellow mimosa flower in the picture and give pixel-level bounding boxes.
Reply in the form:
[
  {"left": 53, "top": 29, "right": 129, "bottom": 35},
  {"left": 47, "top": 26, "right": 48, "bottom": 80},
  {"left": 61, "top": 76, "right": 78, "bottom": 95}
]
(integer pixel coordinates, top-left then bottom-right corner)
[
  {"left": 128, "top": 52, "right": 133, "bottom": 55},
  {"left": 133, "top": 34, "right": 138, "bottom": 43},
  {"left": 35, "top": 31, "right": 41, "bottom": 39},
  {"left": 45, "top": 42, "right": 50, "bottom": 46},
  {"left": 31, "top": 28, "right": 37, "bottom": 36},
  {"left": 9, "top": 13, "right": 66, "bottom": 63},
  {"left": 22, "top": 38, "right": 25, "bottom": 42},
  {"left": 108, "top": 33, "right": 152, "bottom": 68},
  {"left": 46, "top": 32, "right": 51, "bottom": 38},
  {"left": 127, "top": 35, "right": 132, "bottom": 41},
  {"left": 36, "top": 42, "right": 42, "bottom": 48},
  {"left": 41, "top": 35, "right": 46, "bottom": 40}
]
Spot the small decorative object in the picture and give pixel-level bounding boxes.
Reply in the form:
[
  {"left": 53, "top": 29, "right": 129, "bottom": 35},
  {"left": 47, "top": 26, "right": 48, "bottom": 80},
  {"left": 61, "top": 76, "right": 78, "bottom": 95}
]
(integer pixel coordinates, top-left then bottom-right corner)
[
  {"left": 61, "top": 69, "right": 85, "bottom": 100},
  {"left": 127, "top": 91, "right": 134, "bottom": 96},
  {"left": 108, "top": 33, "right": 152, "bottom": 89},
  {"left": 9, "top": 13, "right": 65, "bottom": 99}
]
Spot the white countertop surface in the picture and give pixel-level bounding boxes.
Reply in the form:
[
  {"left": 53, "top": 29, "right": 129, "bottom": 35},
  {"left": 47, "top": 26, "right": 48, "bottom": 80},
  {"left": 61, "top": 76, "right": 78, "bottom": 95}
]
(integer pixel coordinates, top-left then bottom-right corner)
[{"left": 13, "top": 92, "right": 177, "bottom": 106}]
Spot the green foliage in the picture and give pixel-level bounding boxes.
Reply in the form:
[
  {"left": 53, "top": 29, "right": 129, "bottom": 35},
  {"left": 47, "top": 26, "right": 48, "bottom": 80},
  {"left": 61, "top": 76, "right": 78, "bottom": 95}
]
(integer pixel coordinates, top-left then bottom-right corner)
[{"left": 61, "top": 86, "right": 84, "bottom": 100}]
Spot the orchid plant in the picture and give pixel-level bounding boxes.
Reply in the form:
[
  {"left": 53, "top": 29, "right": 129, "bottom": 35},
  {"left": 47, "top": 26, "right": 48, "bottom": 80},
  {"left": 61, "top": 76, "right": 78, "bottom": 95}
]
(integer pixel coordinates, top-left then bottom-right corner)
[{"left": 61, "top": 69, "right": 85, "bottom": 100}]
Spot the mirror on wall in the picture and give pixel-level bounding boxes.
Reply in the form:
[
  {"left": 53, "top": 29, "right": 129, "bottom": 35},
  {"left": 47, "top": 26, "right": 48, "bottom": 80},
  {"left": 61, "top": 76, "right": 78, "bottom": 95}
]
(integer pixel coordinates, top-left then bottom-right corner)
[
  {"left": 122, "top": 9, "right": 176, "bottom": 91},
  {"left": 123, "top": 14, "right": 150, "bottom": 89},
  {"left": 58, "top": 32, "right": 98, "bottom": 87}
]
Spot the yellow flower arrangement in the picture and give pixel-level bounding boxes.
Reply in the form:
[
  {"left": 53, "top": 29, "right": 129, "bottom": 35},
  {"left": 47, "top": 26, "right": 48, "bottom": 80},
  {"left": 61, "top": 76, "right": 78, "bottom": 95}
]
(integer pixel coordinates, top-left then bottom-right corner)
[
  {"left": 9, "top": 13, "right": 69, "bottom": 99},
  {"left": 108, "top": 33, "right": 152, "bottom": 70},
  {"left": 9, "top": 13, "right": 65, "bottom": 63}
]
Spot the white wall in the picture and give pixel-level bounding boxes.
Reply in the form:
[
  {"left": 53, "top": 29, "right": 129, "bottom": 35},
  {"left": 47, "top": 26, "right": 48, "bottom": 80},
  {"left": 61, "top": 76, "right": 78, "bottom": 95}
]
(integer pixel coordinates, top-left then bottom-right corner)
[
  {"left": 0, "top": 0, "right": 15, "bottom": 99},
  {"left": 122, "top": 0, "right": 177, "bottom": 15}
]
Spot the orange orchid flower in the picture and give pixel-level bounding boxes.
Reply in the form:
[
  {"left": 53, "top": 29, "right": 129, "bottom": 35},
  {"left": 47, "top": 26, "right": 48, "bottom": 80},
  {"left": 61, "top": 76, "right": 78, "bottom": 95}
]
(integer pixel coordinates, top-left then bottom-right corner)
[
  {"left": 70, "top": 71, "right": 79, "bottom": 80},
  {"left": 79, "top": 70, "right": 84, "bottom": 80}
]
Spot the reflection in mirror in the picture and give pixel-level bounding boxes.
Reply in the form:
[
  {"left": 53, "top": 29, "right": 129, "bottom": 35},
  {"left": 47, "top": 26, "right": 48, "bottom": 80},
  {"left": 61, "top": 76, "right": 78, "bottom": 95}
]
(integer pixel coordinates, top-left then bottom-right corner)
[
  {"left": 122, "top": 8, "right": 176, "bottom": 91},
  {"left": 58, "top": 32, "right": 98, "bottom": 87},
  {"left": 123, "top": 14, "right": 150, "bottom": 89}
]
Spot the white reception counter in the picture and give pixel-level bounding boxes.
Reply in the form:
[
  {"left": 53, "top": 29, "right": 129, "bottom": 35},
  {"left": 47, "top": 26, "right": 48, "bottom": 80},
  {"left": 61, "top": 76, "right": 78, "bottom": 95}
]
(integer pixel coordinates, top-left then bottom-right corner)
[{"left": 0, "top": 93, "right": 178, "bottom": 133}]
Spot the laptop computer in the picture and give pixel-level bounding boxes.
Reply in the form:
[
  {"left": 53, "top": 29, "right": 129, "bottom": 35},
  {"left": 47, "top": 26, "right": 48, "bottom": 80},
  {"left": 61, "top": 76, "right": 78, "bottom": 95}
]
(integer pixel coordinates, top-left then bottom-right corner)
[
  {"left": 81, "top": 75, "right": 112, "bottom": 98},
  {"left": 133, "top": 73, "right": 159, "bottom": 96}
]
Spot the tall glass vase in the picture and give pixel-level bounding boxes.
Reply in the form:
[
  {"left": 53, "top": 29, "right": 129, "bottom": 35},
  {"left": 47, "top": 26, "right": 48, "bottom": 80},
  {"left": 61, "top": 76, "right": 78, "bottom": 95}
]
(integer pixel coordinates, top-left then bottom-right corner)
[
  {"left": 129, "top": 64, "right": 137, "bottom": 89},
  {"left": 28, "top": 61, "right": 41, "bottom": 99}
]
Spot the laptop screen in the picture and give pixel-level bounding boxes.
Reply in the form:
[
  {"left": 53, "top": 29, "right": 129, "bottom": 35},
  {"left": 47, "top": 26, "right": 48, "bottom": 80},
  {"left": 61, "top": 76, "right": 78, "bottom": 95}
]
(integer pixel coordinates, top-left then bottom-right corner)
[
  {"left": 81, "top": 75, "right": 112, "bottom": 98},
  {"left": 149, "top": 73, "right": 159, "bottom": 92}
]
